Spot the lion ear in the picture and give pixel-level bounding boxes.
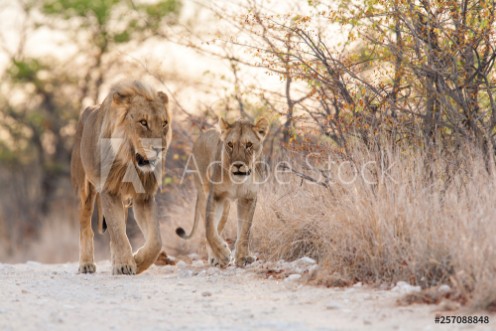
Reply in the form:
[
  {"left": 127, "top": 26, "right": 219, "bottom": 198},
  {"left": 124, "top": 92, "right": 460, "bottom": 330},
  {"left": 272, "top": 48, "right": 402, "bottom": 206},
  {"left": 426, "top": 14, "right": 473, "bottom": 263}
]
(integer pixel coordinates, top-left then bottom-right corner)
[
  {"left": 218, "top": 118, "right": 231, "bottom": 138},
  {"left": 254, "top": 117, "right": 269, "bottom": 139},
  {"left": 158, "top": 91, "right": 169, "bottom": 105},
  {"left": 112, "top": 92, "right": 130, "bottom": 105}
]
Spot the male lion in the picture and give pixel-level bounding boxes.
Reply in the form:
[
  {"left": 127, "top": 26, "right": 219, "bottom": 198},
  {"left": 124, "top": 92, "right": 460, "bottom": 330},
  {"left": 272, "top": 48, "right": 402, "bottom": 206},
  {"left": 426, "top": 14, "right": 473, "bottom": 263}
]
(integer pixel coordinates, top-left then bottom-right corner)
[
  {"left": 71, "top": 80, "right": 172, "bottom": 275},
  {"left": 176, "top": 117, "right": 268, "bottom": 267}
]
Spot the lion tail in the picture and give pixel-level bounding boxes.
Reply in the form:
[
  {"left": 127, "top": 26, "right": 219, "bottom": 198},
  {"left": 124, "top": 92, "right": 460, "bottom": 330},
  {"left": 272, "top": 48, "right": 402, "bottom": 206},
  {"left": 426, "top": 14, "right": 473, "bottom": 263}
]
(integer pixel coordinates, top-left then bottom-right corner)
[{"left": 175, "top": 192, "right": 202, "bottom": 239}]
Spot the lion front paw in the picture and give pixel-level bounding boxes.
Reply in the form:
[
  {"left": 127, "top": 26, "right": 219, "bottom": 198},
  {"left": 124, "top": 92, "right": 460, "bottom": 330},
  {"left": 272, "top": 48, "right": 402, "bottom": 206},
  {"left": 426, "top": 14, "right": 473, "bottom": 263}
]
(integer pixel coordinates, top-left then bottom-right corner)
[
  {"left": 208, "top": 255, "right": 230, "bottom": 267},
  {"left": 235, "top": 255, "right": 255, "bottom": 267},
  {"left": 78, "top": 263, "right": 96, "bottom": 274},
  {"left": 208, "top": 243, "right": 231, "bottom": 268},
  {"left": 112, "top": 261, "right": 137, "bottom": 275}
]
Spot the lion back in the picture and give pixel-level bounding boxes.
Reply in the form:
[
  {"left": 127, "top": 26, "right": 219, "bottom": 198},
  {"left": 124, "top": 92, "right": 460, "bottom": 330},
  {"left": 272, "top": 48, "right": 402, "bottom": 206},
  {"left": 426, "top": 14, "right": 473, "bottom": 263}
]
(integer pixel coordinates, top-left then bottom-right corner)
[{"left": 70, "top": 105, "right": 100, "bottom": 192}]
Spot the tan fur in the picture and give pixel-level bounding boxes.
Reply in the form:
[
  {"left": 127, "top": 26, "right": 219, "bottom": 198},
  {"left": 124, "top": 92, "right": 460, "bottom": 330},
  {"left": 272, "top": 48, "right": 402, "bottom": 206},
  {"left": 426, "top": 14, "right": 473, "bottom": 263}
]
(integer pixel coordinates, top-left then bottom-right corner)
[
  {"left": 176, "top": 117, "right": 268, "bottom": 267},
  {"left": 71, "top": 80, "right": 172, "bottom": 275}
]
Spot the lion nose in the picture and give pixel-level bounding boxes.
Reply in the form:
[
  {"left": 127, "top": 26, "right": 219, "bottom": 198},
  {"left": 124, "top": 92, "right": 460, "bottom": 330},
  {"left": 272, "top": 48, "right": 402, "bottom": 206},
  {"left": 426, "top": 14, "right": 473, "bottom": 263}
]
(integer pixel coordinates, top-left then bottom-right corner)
[
  {"left": 232, "top": 162, "right": 244, "bottom": 170},
  {"left": 152, "top": 146, "right": 165, "bottom": 154}
]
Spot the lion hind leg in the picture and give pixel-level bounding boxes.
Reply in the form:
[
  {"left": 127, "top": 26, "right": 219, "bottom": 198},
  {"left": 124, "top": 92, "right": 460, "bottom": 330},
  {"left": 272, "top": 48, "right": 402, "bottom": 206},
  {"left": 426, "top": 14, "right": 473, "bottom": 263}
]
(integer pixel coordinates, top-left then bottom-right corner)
[{"left": 78, "top": 180, "right": 97, "bottom": 274}]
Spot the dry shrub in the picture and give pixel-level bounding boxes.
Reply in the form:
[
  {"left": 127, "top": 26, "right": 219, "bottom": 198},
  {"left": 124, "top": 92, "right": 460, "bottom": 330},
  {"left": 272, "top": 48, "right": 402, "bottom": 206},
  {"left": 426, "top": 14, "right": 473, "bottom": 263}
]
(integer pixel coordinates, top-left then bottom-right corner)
[
  {"left": 252, "top": 181, "right": 333, "bottom": 262},
  {"left": 250, "top": 141, "right": 496, "bottom": 310}
]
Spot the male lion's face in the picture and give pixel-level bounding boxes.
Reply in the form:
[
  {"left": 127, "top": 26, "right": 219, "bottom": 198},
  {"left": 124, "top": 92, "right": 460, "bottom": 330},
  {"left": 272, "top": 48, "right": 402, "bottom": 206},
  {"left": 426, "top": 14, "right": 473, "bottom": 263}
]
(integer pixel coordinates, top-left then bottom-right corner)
[
  {"left": 219, "top": 118, "right": 268, "bottom": 179},
  {"left": 113, "top": 91, "right": 171, "bottom": 173}
]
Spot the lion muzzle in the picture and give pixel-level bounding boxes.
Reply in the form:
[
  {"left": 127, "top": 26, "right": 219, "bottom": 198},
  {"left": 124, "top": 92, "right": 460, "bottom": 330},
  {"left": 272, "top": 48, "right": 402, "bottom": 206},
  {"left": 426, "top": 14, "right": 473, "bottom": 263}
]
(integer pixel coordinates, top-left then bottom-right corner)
[
  {"left": 135, "top": 153, "right": 158, "bottom": 168},
  {"left": 231, "top": 162, "right": 251, "bottom": 176}
]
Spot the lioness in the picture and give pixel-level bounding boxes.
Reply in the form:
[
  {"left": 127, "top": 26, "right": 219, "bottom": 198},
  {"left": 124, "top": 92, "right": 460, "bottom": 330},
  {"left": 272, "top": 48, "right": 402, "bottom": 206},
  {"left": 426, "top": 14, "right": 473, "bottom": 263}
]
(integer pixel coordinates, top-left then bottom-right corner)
[
  {"left": 71, "top": 80, "right": 172, "bottom": 275},
  {"left": 176, "top": 117, "right": 268, "bottom": 267}
]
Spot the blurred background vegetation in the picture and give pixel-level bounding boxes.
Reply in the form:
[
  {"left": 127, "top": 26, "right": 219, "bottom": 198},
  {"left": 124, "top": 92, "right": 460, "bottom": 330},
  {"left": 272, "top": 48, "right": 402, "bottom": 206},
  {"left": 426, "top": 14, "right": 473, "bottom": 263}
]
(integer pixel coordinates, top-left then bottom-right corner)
[
  {"left": 0, "top": 0, "right": 184, "bottom": 258},
  {"left": 1, "top": 0, "right": 496, "bottom": 310}
]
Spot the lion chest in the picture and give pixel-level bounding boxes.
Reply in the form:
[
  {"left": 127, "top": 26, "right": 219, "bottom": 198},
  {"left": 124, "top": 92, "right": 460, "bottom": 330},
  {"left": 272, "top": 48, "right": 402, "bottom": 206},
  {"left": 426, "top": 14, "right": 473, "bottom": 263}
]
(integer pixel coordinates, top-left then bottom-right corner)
[{"left": 218, "top": 180, "right": 258, "bottom": 201}]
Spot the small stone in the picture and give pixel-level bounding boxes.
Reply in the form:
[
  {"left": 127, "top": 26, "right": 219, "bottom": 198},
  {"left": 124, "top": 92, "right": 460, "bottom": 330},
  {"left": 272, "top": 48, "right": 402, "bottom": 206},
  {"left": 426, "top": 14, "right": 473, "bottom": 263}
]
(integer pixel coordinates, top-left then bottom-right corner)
[
  {"left": 391, "top": 281, "right": 421, "bottom": 294},
  {"left": 298, "top": 257, "right": 316, "bottom": 265},
  {"left": 201, "top": 291, "right": 212, "bottom": 297},
  {"left": 192, "top": 260, "right": 204, "bottom": 267},
  {"left": 284, "top": 274, "right": 302, "bottom": 282},
  {"left": 326, "top": 301, "right": 343, "bottom": 310},
  {"left": 437, "top": 300, "right": 460, "bottom": 311},
  {"left": 309, "top": 265, "right": 320, "bottom": 272},
  {"left": 437, "top": 284, "right": 451, "bottom": 294},
  {"left": 176, "top": 260, "right": 188, "bottom": 268},
  {"left": 177, "top": 269, "right": 193, "bottom": 278}
]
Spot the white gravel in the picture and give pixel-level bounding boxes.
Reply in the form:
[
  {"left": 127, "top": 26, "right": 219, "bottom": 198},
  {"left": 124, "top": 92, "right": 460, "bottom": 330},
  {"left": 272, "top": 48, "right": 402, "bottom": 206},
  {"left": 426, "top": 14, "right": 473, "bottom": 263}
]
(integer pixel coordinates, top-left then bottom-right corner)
[{"left": 0, "top": 261, "right": 493, "bottom": 331}]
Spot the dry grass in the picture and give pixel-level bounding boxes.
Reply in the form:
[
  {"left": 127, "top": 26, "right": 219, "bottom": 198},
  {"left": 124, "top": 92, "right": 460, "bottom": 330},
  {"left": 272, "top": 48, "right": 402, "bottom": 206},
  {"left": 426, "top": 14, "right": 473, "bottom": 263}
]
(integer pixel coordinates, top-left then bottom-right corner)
[
  {"left": 250, "top": 142, "right": 496, "bottom": 310},
  {"left": 156, "top": 140, "right": 496, "bottom": 310}
]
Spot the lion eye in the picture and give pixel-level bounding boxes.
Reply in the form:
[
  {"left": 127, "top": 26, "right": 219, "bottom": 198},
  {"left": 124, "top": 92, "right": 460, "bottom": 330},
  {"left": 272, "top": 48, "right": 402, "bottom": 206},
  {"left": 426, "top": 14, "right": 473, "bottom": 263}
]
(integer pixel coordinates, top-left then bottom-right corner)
[
  {"left": 163, "top": 120, "right": 168, "bottom": 128},
  {"left": 139, "top": 120, "right": 148, "bottom": 127},
  {"left": 227, "top": 142, "right": 233, "bottom": 149},
  {"left": 246, "top": 142, "right": 253, "bottom": 148}
]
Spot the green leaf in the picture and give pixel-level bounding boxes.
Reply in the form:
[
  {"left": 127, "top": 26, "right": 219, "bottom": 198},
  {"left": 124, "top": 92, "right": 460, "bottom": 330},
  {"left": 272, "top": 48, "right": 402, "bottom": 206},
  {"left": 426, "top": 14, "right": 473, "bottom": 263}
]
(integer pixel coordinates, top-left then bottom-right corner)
[
  {"left": 113, "top": 31, "right": 130, "bottom": 43},
  {"left": 144, "top": 0, "right": 181, "bottom": 17},
  {"left": 41, "top": 0, "right": 120, "bottom": 24},
  {"left": 8, "top": 59, "right": 43, "bottom": 82}
]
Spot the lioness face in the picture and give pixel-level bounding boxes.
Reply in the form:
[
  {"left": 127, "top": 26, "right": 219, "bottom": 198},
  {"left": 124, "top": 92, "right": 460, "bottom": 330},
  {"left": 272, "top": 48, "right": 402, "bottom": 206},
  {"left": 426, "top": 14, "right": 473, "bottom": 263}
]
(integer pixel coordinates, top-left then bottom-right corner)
[
  {"left": 114, "top": 91, "right": 171, "bottom": 173},
  {"left": 219, "top": 118, "right": 268, "bottom": 179}
]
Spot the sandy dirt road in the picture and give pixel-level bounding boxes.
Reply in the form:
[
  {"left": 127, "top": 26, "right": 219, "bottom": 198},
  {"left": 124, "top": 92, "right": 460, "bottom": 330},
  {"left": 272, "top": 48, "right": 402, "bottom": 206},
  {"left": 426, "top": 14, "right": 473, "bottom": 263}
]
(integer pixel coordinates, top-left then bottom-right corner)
[{"left": 0, "top": 260, "right": 493, "bottom": 331}]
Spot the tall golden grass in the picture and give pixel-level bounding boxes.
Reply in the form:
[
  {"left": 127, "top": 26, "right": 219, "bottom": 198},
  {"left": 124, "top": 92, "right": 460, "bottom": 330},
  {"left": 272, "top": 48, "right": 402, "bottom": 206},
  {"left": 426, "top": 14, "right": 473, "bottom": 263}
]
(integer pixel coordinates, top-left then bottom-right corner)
[{"left": 251, "top": 141, "right": 496, "bottom": 310}]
